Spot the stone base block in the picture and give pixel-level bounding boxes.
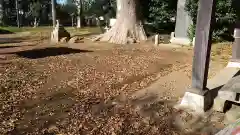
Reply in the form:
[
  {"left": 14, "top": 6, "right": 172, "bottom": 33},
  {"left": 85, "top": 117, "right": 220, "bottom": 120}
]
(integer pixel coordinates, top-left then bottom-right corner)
[
  {"left": 227, "top": 61, "right": 240, "bottom": 68},
  {"left": 207, "top": 67, "right": 239, "bottom": 90},
  {"left": 170, "top": 32, "right": 192, "bottom": 46},
  {"left": 178, "top": 91, "right": 213, "bottom": 113},
  {"left": 212, "top": 97, "right": 227, "bottom": 112},
  {"left": 170, "top": 37, "right": 191, "bottom": 46},
  {"left": 225, "top": 105, "right": 240, "bottom": 124}
]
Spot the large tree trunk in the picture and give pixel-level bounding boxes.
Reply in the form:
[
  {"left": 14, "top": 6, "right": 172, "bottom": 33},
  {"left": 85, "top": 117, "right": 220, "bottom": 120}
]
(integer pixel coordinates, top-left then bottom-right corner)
[
  {"left": 51, "top": 0, "right": 56, "bottom": 27},
  {"left": 0, "top": 0, "right": 3, "bottom": 26},
  {"left": 96, "top": 0, "right": 147, "bottom": 44},
  {"left": 76, "top": 0, "right": 83, "bottom": 28}
]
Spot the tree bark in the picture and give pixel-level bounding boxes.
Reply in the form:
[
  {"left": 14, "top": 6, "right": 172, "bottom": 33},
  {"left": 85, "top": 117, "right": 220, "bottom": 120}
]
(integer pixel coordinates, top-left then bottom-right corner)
[
  {"left": 51, "top": 0, "right": 56, "bottom": 27},
  {"left": 0, "top": 0, "right": 3, "bottom": 26},
  {"left": 33, "top": 17, "right": 38, "bottom": 28},
  {"left": 71, "top": 16, "right": 74, "bottom": 27},
  {"left": 76, "top": 0, "right": 83, "bottom": 28},
  {"left": 96, "top": 0, "right": 147, "bottom": 44},
  {"left": 15, "top": 0, "right": 20, "bottom": 28}
]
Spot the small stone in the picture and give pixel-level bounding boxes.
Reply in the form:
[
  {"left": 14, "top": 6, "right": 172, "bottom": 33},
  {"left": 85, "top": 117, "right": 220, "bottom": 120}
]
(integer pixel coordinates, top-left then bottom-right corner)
[
  {"left": 60, "top": 37, "right": 69, "bottom": 43},
  {"left": 212, "top": 97, "right": 227, "bottom": 112},
  {"left": 69, "top": 36, "right": 83, "bottom": 43},
  {"left": 117, "top": 92, "right": 127, "bottom": 102},
  {"left": 0, "top": 55, "right": 6, "bottom": 60},
  {"left": 48, "top": 125, "right": 59, "bottom": 133},
  {"left": 225, "top": 105, "right": 240, "bottom": 124},
  {"left": 127, "top": 38, "right": 136, "bottom": 44},
  {"left": 0, "top": 86, "right": 7, "bottom": 93}
]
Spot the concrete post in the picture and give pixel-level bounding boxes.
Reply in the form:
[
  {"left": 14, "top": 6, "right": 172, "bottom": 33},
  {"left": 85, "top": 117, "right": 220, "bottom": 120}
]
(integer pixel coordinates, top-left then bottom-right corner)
[
  {"left": 232, "top": 28, "right": 240, "bottom": 60},
  {"left": 155, "top": 34, "right": 159, "bottom": 46},
  {"left": 227, "top": 22, "right": 240, "bottom": 68}
]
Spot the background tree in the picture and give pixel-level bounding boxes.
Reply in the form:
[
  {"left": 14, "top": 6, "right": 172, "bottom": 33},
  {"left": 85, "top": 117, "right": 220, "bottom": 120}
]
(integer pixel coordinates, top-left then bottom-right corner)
[
  {"left": 185, "top": 0, "right": 240, "bottom": 41},
  {"left": 87, "top": 0, "right": 116, "bottom": 18},
  {"left": 62, "top": 0, "right": 77, "bottom": 26},
  {"left": 52, "top": 0, "right": 57, "bottom": 27},
  {"left": 0, "top": 0, "right": 4, "bottom": 26},
  {"left": 147, "top": 0, "right": 177, "bottom": 33},
  {"left": 74, "top": 0, "right": 83, "bottom": 28},
  {"left": 15, "top": 0, "right": 20, "bottom": 27},
  {"left": 96, "top": 0, "right": 147, "bottom": 44},
  {"left": 28, "top": 1, "right": 41, "bottom": 27}
]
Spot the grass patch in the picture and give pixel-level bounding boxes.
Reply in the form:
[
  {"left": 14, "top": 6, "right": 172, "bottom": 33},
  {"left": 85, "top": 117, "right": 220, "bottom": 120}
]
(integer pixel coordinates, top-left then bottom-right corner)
[
  {"left": 0, "top": 26, "right": 101, "bottom": 35},
  {"left": 0, "top": 26, "right": 53, "bottom": 33},
  {"left": 66, "top": 27, "right": 102, "bottom": 36},
  {"left": 0, "top": 27, "right": 23, "bottom": 33}
]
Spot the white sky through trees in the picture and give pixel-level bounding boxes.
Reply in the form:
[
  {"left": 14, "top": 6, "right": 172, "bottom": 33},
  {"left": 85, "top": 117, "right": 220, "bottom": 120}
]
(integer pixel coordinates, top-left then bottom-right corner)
[{"left": 57, "top": 0, "right": 67, "bottom": 4}]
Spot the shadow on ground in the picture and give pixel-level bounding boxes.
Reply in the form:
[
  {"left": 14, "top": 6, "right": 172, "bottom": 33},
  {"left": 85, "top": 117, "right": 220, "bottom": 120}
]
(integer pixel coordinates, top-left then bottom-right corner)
[
  {"left": 0, "top": 37, "right": 27, "bottom": 44},
  {"left": 73, "top": 32, "right": 102, "bottom": 38},
  {"left": 8, "top": 87, "right": 76, "bottom": 135},
  {"left": 0, "top": 45, "right": 22, "bottom": 49},
  {"left": 0, "top": 44, "right": 36, "bottom": 49},
  {"left": 2, "top": 47, "right": 92, "bottom": 59},
  {"left": 0, "top": 29, "right": 14, "bottom": 34}
]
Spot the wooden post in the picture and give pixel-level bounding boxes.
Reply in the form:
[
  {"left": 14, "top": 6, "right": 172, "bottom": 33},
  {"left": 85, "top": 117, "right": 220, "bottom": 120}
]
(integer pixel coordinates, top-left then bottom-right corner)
[{"left": 192, "top": 0, "right": 216, "bottom": 91}]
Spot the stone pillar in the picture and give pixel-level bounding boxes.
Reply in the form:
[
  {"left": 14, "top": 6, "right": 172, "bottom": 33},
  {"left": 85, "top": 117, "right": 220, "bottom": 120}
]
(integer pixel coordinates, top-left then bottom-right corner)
[
  {"left": 227, "top": 22, "right": 240, "bottom": 68},
  {"left": 177, "top": 0, "right": 217, "bottom": 113},
  {"left": 232, "top": 28, "right": 240, "bottom": 60},
  {"left": 170, "top": 0, "right": 192, "bottom": 46}
]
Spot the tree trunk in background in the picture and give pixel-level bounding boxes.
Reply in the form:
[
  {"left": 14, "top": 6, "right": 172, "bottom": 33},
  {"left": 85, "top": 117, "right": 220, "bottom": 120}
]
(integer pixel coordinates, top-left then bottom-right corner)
[
  {"left": 77, "top": 0, "right": 83, "bottom": 28},
  {"left": 96, "top": 0, "right": 147, "bottom": 44},
  {"left": 71, "top": 16, "right": 74, "bottom": 27},
  {"left": 0, "top": 0, "right": 3, "bottom": 26},
  {"left": 15, "top": 0, "right": 20, "bottom": 28},
  {"left": 33, "top": 17, "right": 37, "bottom": 28},
  {"left": 116, "top": 0, "right": 121, "bottom": 18},
  {"left": 51, "top": 0, "right": 56, "bottom": 27}
]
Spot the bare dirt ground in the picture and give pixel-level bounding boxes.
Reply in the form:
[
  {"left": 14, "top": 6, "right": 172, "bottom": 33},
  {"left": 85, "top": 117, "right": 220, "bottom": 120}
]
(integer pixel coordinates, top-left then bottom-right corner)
[{"left": 0, "top": 30, "right": 232, "bottom": 135}]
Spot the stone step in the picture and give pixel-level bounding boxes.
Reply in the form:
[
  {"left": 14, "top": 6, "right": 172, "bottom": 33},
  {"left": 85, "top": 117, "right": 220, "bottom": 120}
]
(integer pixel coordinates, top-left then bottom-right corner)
[
  {"left": 207, "top": 67, "right": 240, "bottom": 112},
  {"left": 207, "top": 67, "right": 240, "bottom": 90}
]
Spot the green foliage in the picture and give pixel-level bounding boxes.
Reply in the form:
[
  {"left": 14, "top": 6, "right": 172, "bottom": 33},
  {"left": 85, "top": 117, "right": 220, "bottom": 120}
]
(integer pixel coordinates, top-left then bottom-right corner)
[
  {"left": 58, "top": 2, "right": 77, "bottom": 17},
  {"left": 185, "top": 0, "right": 240, "bottom": 41},
  {"left": 2, "top": 0, "right": 51, "bottom": 26},
  {"left": 187, "top": 24, "right": 195, "bottom": 42},
  {"left": 0, "top": 26, "right": 52, "bottom": 33},
  {"left": 147, "top": 0, "right": 177, "bottom": 33},
  {"left": 29, "top": 1, "right": 42, "bottom": 18},
  {"left": 86, "top": 0, "right": 116, "bottom": 18}
]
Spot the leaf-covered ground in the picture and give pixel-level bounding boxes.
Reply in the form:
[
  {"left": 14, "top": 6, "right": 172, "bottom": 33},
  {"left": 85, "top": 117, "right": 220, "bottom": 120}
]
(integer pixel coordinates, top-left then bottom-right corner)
[{"left": 0, "top": 32, "right": 231, "bottom": 135}]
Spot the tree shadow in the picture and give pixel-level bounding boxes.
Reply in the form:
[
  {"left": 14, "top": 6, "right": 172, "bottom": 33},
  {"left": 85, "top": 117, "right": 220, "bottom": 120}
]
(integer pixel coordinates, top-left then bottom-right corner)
[
  {"left": 0, "top": 44, "right": 36, "bottom": 49},
  {"left": 0, "top": 45, "right": 21, "bottom": 49},
  {"left": 128, "top": 94, "right": 223, "bottom": 135},
  {"left": 3, "top": 47, "right": 93, "bottom": 59},
  {"left": 8, "top": 87, "right": 77, "bottom": 135},
  {"left": 0, "top": 37, "right": 27, "bottom": 44},
  {"left": 73, "top": 32, "right": 102, "bottom": 38},
  {"left": 0, "top": 29, "right": 14, "bottom": 34}
]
